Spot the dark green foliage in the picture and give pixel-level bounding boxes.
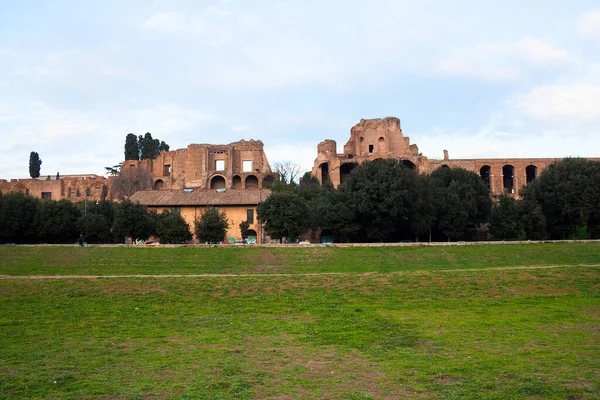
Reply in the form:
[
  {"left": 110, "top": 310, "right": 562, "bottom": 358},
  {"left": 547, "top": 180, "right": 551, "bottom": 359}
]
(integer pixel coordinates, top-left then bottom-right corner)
[
  {"left": 0, "top": 192, "right": 39, "bottom": 243},
  {"left": 77, "top": 200, "right": 116, "bottom": 227},
  {"left": 518, "top": 182, "right": 547, "bottom": 240},
  {"left": 77, "top": 214, "right": 111, "bottom": 243},
  {"left": 156, "top": 210, "right": 193, "bottom": 244},
  {"left": 28, "top": 151, "right": 42, "bottom": 179},
  {"left": 104, "top": 164, "right": 121, "bottom": 176},
  {"left": 489, "top": 195, "right": 524, "bottom": 240},
  {"left": 257, "top": 191, "right": 308, "bottom": 242},
  {"left": 430, "top": 167, "right": 491, "bottom": 240},
  {"left": 112, "top": 200, "right": 156, "bottom": 242},
  {"left": 194, "top": 207, "right": 229, "bottom": 243},
  {"left": 528, "top": 158, "right": 600, "bottom": 239},
  {"left": 34, "top": 200, "right": 81, "bottom": 243},
  {"left": 158, "top": 141, "right": 170, "bottom": 153},
  {"left": 239, "top": 220, "right": 250, "bottom": 241},
  {"left": 124, "top": 133, "right": 139, "bottom": 160}
]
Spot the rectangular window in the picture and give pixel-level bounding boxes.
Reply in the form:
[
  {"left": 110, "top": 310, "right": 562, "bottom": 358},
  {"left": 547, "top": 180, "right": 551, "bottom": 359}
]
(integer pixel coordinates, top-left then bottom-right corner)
[
  {"left": 164, "top": 164, "right": 171, "bottom": 176},
  {"left": 369, "top": 144, "right": 374, "bottom": 153},
  {"left": 242, "top": 160, "right": 252, "bottom": 172},
  {"left": 215, "top": 160, "right": 225, "bottom": 170},
  {"left": 247, "top": 209, "right": 254, "bottom": 224},
  {"left": 41, "top": 192, "right": 52, "bottom": 201}
]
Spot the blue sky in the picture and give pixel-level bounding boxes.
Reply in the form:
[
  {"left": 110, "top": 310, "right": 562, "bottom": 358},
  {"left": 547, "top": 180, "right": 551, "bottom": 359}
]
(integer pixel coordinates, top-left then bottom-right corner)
[{"left": 1, "top": 0, "right": 599, "bottom": 178}]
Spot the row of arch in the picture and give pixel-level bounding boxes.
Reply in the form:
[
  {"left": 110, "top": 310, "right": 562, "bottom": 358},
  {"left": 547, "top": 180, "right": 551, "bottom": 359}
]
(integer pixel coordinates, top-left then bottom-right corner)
[
  {"left": 155, "top": 175, "right": 276, "bottom": 190},
  {"left": 479, "top": 165, "right": 537, "bottom": 193}
]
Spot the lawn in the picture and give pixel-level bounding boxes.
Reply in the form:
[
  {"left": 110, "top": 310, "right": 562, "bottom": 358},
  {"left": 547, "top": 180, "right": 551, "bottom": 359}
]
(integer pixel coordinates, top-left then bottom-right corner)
[{"left": 0, "top": 244, "right": 598, "bottom": 399}]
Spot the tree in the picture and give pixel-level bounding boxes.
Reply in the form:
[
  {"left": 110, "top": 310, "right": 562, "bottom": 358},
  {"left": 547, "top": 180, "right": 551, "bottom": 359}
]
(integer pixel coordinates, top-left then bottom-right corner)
[
  {"left": 194, "top": 207, "right": 229, "bottom": 243},
  {"left": 489, "top": 195, "right": 524, "bottom": 240},
  {"left": 77, "top": 213, "right": 111, "bottom": 244},
  {"left": 29, "top": 151, "right": 42, "bottom": 179},
  {"left": 124, "top": 133, "right": 140, "bottom": 160},
  {"left": 158, "top": 141, "right": 170, "bottom": 153},
  {"left": 112, "top": 200, "right": 156, "bottom": 242},
  {"left": 109, "top": 166, "right": 153, "bottom": 200},
  {"left": 0, "top": 192, "right": 40, "bottom": 243},
  {"left": 272, "top": 161, "right": 303, "bottom": 184},
  {"left": 156, "top": 210, "right": 193, "bottom": 244},
  {"left": 239, "top": 220, "right": 251, "bottom": 242},
  {"left": 34, "top": 199, "right": 81, "bottom": 243},
  {"left": 430, "top": 167, "right": 491, "bottom": 240},
  {"left": 105, "top": 164, "right": 121, "bottom": 176},
  {"left": 257, "top": 191, "right": 308, "bottom": 243},
  {"left": 518, "top": 182, "right": 547, "bottom": 240}
]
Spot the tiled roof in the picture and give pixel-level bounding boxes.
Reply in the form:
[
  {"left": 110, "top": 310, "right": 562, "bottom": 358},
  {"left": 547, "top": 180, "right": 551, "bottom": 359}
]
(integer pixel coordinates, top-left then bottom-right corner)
[{"left": 130, "top": 188, "right": 271, "bottom": 206}]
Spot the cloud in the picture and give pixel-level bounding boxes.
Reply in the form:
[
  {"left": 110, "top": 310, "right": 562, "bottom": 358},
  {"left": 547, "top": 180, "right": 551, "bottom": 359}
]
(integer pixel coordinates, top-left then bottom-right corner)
[
  {"left": 513, "top": 84, "right": 600, "bottom": 120},
  {"left": 142, "top": 11, "right": 204, "bottom": 35},
  {"left": 578, "top": 10, "right": 600, "bottom": 39},
  {"left": 437, "top": 38, "right": 569, "bottom": 80}
]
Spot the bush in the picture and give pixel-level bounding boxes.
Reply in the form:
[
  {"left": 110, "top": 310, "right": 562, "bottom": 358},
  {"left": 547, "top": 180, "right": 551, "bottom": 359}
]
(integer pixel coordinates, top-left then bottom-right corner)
[
  {"left": 156, "top": 211, "right": 193, "bottom": 244},
  {"left": 194, "top": 208, "right": 228, "bottom": 244}
]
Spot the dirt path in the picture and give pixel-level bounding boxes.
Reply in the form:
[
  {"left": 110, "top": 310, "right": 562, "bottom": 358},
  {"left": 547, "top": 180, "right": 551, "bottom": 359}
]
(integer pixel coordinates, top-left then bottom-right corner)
[{"left": 1, "top": 264, "right": 598, "bottom": 280}]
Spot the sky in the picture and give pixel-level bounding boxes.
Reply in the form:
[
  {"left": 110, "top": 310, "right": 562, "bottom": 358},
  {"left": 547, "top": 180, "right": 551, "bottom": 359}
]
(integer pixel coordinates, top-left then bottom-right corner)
[{"left": 1, "top": 0, "right": 600, "bottom": 179}]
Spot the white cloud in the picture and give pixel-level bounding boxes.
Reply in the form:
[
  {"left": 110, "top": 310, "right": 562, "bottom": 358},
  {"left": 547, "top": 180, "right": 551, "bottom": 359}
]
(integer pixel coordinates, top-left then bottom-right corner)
[
  {"left": 578, "top": 10, "right": 600, "bottom": 39},
  {"left": 513, "top": 84, "right": 600, "bottom": 120},
  {"left": 437, "top": 37, "right": 569, "bottom": 80},
  {"left": 264, "top": 143, "right": 316, "bottom": 174},
  {"left": 142, "top": 11, "right": 204, "bottom": 35}
]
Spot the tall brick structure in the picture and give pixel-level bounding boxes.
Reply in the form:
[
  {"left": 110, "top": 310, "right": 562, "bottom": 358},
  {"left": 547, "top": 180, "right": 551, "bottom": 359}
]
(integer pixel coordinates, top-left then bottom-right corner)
[
  {"left": 122, "top": 139, "right": 277, "bottom": 191},
  {"left": 312, "top": 117, "right": 600, "bottom": 199}
]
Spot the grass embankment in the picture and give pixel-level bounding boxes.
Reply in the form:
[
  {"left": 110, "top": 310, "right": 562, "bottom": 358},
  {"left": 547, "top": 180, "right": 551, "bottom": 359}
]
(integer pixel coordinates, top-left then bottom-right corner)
[
  {"left": 0, "top": 244, "right": 598, "bottom": 399},
  {"left": 1, "top": 242, "right": 600, "bottom": 276}
]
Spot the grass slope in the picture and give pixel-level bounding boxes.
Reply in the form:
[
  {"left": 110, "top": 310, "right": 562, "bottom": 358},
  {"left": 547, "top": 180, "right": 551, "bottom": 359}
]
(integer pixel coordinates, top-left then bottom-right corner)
[
  {"left": 1, "top": 242, "right": 600, "bottom": 276},
  {"left": 0, "top": 244, "right": 598, "bottom": 399}
]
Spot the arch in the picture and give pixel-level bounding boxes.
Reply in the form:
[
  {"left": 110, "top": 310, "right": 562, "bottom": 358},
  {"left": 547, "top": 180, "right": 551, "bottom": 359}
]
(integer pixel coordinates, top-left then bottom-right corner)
[
  {"left": 263, "top": 175, "right": 275, "bottom": 188},
  {"left": 526, "top": 165, "right": 537, "bottom": 183},
  {"left": 245, "top": 175, "right": 259, "bottom": 189},
  {"left": 480, "top": 165, "right": 491, "bottom": 191},
  {"left": 232, "top": 175, "right": 242, "bottom": 189},
  {"left": 209, "top": 175, "right": 226, "bottom": 189},
  {"left": 359, "top": 137, "right": 364, "bottom": 142},
  {"left": 154, "top": 179, "right": 164, "bottom": 190},
  {"left": 377, "top": 136, "right": 386, "bottom": 152},
  {"left": 67, "top": 187, "right": 72, "bottom": 198},
  {"left": 340, "top": 162, "right": 358, "bottom": 184},
  {"left": 401, "top": 160, "right": 416, "bottom": 170},
  {"left": 319, "top": 162, "right": 330, "bottom": 185},
  {"left": 245, "top": 229, "right": 257, "bottom": 244},
  {"left": 85, "top": 187, "right": 91, "bottom": 196},
  {"left": 321, "top": 229, "right": 334, "bottom": 244},
  {"left": 502, "top": 165, "right": 515, "bottom": 193},
  {"left": 378, "top": 136, "right": 385, "bottom": 142},
  {"left": 441, "top": 164, "right": 450, "bottom": 169}
]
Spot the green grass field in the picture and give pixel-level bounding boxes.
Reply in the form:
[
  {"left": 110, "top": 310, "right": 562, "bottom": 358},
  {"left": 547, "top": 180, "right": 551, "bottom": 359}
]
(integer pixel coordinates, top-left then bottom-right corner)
[{"left": 0, "top": 243, "right": 599, "bottom": 399}]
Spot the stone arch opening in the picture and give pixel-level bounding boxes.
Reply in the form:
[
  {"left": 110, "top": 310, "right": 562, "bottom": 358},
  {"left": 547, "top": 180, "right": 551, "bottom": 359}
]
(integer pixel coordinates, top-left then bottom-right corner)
[
  {"left": 232, "top": 175, "right": 242, "bottom": 189},
  {"left": 245, "top": 229, "right": 257, "bottom": 244},
  {"left": 377, "top": 136, "right": 386, "bottom": 152},
  {"left": 85, "top": 187, "right": 91, "bottom": 196},
  {"left": 321, "top": 229, "right": 334, "bottom": 244},
  {"left": 480, "top": 165, "right": 491, "bottom": 191},
  {"left": 154, "top": 179, "right": 164, "bottom": 190},
  {"left": 263, "top": 175, "right": 275, "bottom": 188},
  {"left": 401, "top": 160, "right": 416, "bottom": 170},
  {"left": 245, "top": 175, "right": 259, "bottom": 189},
  {"left": 67, "top": 187, "right": 72, "bottom": 198},
  {"left": 340, "top": 162, "right": 358, "bottom": 184},
  {"left": 503, "top": 165, "right": 515, "bottom": 193},
  {"left": 210, "top": 175, "right": 226, "bottom": 189},
  {"left": 441, "top": 164, "right": 450, "bottom": 169},
  {"left": 320, "top": 163, "right": 330, "bottom": 185},
  {"left": 526, "top": 165, "right": 537, "bottom": 183}
]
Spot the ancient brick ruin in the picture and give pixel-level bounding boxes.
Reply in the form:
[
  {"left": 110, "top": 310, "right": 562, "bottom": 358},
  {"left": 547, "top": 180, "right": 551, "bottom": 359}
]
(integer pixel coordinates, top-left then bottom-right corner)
[
  {"left": 0, "top": 174, "right": 109, "bottom": 202},
  {"left": 312, "top": 117, "right": 599, "bottom": 199}
]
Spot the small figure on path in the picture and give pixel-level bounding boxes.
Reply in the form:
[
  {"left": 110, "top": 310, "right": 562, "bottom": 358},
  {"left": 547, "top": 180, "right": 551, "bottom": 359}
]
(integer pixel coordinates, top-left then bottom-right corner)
[{"left": 77, "top": 234, "right": 86, "bottom": 247}]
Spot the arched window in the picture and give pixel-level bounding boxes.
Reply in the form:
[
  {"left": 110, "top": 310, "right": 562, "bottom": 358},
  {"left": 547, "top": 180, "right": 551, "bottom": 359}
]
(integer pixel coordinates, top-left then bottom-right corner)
[
  {"left": 263, "top": 175, "right": 275, "bottom": 188},
  {"left": 401, "top": 160, "right": 416, "bottom": 170},
  {"left": 245, "top": 229, "right": 257, "bottom": 244},
  {"left": 480, "top": 165, "right": 491, "bottom": 191},
  {"left": 502, "top": 165, "right": 515, "bottom": 193},
  {"left": 154, "top": 179, "right": 164, "bottom": 190},
  {"left": 245, "top": 175, "right": 259, "bottom": 189},
  {"left": 340, "top": 162, "right": 358, "bottom": 184},
  {"left": 210, "top": 175, "right": 226, "bottom": 189},
  {"left": 526, "top": 165, "right": 537, "bottom": 183},
  {"left": 85, "top": 187, "right": 91, "bottom": 196}
]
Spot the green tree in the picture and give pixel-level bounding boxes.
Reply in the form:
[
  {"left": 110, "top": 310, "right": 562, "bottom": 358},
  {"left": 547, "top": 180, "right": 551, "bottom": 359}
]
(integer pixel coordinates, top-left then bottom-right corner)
[
  {"left": 518, "top": 182, "right": 547, "bottom": 240},
  {"left": 29, "top": 151, "right": 42, "bottom": 179},
  {"left": 257, "top": 191, "right": 308, "bottom": 243},
  {"left": 489, "top": 195, "right": 524, "bottom": 240},
  {"left": 0, "top": 192, "right": 40, "bottom": 243},
  {"left": 34, "top": 199, "right": 81, "bottom": 243},
  {"left": 124, "top": 133, "right": 139, "bottom": 160},
  {"left": 430, "top": 167, "right": 491, "bottom": 240},
  {"left": 194, "top": 207, "right": 229, "bottom": 243},
  {"left": 239, "top": 220, "right": 251, "bottom": 242},
  {"left": 158, "top": 141, "right": 170, "bottom": 153},
  {"left": 112, "top": 200, "right": 156, "bottom": 242},
  {"left": 156, "top": 210, "right": 193, "bottom": 244},
  {"left": 77, "top": 213, "right": 111, "bottom": 244}
]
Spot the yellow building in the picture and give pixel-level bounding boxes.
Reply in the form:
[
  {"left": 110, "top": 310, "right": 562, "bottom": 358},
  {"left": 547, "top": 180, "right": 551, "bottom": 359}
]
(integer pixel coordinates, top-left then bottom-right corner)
[{"left": 130, "top": 188, "right": 271, "bottom": 244}]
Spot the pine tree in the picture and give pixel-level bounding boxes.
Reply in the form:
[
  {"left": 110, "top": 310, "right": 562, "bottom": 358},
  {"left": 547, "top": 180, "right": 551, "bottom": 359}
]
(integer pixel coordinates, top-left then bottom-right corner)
[{"left": 29, "top": 152, "right": 42, "bottom": 179}]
